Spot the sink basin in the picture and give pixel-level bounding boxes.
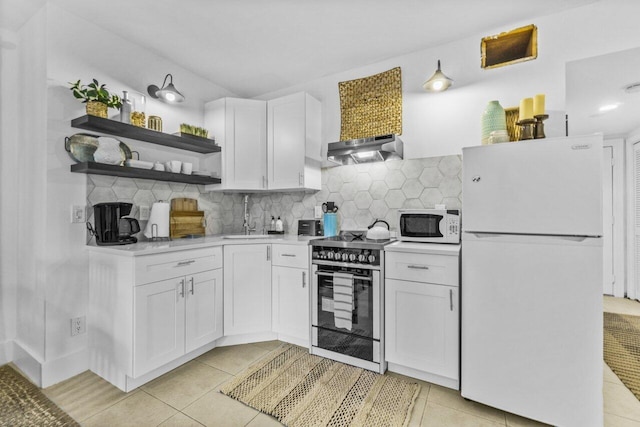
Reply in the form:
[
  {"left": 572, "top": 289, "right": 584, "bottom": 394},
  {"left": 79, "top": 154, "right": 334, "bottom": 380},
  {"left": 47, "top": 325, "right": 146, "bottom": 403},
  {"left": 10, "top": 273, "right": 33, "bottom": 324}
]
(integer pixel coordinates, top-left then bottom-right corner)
[{"left": 223, "top": 234, "right": 274, "bottom": 239}]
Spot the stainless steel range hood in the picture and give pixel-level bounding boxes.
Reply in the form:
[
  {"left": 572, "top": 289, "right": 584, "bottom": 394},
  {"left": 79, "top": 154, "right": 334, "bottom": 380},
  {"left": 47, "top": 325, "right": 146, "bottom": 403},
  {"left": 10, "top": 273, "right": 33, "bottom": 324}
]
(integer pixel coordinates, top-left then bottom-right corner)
[{"left": 327, "top": 134, "right": 403, "bottom": 165}]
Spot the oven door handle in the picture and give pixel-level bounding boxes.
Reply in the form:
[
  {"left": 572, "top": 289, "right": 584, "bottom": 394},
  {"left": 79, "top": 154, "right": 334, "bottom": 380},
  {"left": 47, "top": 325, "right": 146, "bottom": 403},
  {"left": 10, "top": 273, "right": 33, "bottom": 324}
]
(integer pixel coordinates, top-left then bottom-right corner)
[{"left": 314, "top": 271, "right": 372, "bottom": 282}]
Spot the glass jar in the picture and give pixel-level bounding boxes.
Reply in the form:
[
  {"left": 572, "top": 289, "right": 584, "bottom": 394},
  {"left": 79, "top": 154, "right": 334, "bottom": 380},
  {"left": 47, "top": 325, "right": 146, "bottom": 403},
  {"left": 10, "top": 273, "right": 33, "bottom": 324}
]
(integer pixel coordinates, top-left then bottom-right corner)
[{"left": 130, "top": 93, "right": 146, "bottom": 128}]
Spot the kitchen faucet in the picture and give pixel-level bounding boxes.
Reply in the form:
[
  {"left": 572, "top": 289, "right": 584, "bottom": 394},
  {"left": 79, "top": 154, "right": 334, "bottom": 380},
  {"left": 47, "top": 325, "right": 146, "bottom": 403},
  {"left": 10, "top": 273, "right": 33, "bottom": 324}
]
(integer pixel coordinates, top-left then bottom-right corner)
[{"left": 243, "top": 195, "right": 256, "bottom": 235}]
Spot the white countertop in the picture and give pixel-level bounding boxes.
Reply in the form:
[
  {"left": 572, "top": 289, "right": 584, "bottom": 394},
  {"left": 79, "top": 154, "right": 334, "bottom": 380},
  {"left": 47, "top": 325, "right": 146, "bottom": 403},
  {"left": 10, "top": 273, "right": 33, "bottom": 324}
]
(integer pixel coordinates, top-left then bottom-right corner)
[
  {"left": 86, "top": 234, "right": 320, "bottom": 256},
  {"left": 384, "top": 241, "right": 461, "bottom": 256}
]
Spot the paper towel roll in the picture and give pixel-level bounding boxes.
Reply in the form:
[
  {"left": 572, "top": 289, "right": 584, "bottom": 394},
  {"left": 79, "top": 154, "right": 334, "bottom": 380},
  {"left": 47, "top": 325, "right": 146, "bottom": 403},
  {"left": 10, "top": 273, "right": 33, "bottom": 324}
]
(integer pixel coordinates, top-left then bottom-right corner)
[{"left": 144, "top": 201, "right": 170, "bottom": 238}]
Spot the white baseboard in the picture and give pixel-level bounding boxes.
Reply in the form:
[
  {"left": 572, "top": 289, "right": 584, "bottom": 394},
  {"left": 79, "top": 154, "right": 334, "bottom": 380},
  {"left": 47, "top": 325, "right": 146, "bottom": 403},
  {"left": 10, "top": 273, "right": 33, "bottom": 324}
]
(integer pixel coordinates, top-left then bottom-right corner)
[
  {"left": 0, "top": 340, "right": 13, "bottom": 365},
  {"left": 276, "top": 333, "right": 308, "bottom": 348},
  {"left": 41, "top": 348, "right": 89, "bottom": 388},
  {"left": 216, "top": 332, "right": 278, "bottom": 347},
  {"left": 387, "top": 361, "right": 459, "bottom": 390},
  {"left": 12, "top": 341, "right": 43, "bottom": 387}
]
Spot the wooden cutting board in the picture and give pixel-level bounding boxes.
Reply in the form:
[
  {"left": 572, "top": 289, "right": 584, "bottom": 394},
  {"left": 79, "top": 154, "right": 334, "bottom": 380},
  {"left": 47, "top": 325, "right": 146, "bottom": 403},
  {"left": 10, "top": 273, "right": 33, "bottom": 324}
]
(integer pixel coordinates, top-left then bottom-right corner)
[
  {"left": 171, "top": 198, "right": 198, "bottom": 212},
  {"left": 170, "top": 211, "right": 205, "bottom": 238},
  {"left": 170, "top": 198, "right": 204, "bottom": 238}
]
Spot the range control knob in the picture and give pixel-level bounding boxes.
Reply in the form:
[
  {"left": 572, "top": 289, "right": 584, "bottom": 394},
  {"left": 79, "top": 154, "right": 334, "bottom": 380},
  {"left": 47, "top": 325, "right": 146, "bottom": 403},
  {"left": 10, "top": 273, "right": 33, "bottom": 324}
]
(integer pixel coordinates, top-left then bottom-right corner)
[
  {"left": 327, "top": 251, "right": 335, "bottom": 260},
  {"left": 367, "top": 254, "right": 376, "bottom": 264},
  {"left": 349, "top": 253, "right": 357, "bottom": 262},
  {"left": 358, "top": 254, "right": 367, "bottom": 263},
  {"left": 341, "top": 252, "right": 350, "bottom": 262}
]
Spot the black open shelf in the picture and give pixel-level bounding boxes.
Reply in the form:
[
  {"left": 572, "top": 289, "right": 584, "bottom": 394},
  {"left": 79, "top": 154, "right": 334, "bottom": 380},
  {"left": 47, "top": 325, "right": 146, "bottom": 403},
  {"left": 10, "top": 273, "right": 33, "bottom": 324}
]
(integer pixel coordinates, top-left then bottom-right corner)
[
  {"left": 71, "top": 162, "right": 222, "bottom": 185},
  {"left": 71, "top": 115, "right": 221, "bottom": 154}
]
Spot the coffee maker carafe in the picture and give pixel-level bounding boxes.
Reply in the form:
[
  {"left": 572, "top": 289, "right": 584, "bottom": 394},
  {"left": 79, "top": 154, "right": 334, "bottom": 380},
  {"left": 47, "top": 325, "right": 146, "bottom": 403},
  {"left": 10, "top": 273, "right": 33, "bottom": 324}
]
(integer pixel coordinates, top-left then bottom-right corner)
[{"left": 89, "top": 202, "right": 140, "bottom": 246}]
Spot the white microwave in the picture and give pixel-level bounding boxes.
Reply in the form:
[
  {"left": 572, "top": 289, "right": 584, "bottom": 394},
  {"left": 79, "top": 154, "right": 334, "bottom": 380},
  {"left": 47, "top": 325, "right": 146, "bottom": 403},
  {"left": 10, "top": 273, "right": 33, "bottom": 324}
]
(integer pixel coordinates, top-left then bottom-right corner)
[{"left": 397, "top": 209, "right": 461, "bottom": 244}]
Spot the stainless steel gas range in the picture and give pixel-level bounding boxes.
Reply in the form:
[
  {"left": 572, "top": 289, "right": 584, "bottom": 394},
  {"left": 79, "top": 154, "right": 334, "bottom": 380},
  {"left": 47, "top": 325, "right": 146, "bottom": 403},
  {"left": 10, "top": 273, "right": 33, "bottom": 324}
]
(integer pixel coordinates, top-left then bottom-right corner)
[{"left": 310, "top": 231, "right": 394, "bottom": 374}]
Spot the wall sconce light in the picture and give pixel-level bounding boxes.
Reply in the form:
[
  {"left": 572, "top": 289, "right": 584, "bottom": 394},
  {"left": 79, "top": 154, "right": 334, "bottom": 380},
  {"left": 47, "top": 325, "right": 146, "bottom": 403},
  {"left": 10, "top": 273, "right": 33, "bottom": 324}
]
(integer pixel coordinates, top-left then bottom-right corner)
[
  {"left": 147, "top": 74, "right": 185, "bottom": 103},
  {"left": 422, "top": 60, "right": 453, "bottom": 92}
]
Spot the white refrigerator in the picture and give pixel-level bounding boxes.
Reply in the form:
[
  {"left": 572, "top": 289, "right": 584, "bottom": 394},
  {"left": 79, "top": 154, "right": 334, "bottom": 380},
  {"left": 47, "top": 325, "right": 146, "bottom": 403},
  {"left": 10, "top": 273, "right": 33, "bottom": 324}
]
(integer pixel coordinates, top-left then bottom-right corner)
[{"left": 461, "top": 135, "right": 603, "bottom": 427}]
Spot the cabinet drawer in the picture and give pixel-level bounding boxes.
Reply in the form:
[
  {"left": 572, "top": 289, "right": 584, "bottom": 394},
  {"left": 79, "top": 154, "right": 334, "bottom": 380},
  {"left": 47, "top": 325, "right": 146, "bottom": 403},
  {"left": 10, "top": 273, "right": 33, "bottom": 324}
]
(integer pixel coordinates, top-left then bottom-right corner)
[
  {"left": 385, "top": 252, "right": 459, "bottom": 286},
  {"left": 272, "top": 244, "right": 309, "bottom": 269},
  {"left": 135, "top": 247, "right": 222, "bottom": 285}
]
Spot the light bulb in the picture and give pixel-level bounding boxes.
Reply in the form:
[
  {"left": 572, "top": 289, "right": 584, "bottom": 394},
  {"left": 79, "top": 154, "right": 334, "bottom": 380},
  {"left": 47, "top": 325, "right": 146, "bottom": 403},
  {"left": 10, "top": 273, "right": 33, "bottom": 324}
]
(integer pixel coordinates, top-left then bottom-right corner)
[{"left": 165, "top": 92, "right": 176, "bottom": 102}]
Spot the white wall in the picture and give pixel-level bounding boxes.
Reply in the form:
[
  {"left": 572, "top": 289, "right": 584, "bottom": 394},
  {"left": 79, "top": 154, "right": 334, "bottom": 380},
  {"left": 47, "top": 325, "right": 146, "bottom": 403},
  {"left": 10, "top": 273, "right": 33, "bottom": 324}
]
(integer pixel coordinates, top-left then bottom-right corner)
[
  {"left": 256, "top": 0, "right": 640, "bottom": 162},
  {"left": 12, "top": 6, "right": 48, "bottom": 385},
  {"left": 0, "top": 29, "right": 19, "bottom": 365}
]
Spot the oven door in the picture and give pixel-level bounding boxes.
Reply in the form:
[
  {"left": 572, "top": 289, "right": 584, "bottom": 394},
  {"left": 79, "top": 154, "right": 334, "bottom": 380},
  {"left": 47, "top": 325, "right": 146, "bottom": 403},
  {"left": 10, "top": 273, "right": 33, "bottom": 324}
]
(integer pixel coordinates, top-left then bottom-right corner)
[{"left": 311, "top": 264, "right": 380, "bottom": 362}]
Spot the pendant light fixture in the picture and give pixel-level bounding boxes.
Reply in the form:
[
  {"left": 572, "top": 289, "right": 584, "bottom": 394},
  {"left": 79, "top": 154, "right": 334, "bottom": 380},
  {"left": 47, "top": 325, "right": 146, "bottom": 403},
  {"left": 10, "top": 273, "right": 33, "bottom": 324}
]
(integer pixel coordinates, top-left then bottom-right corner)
[
  {"left": 422, "top": 60, "right": 453, "bottom": 92},
  {"left": 147, "top": 73, "right": 185, "bottom": 103}
]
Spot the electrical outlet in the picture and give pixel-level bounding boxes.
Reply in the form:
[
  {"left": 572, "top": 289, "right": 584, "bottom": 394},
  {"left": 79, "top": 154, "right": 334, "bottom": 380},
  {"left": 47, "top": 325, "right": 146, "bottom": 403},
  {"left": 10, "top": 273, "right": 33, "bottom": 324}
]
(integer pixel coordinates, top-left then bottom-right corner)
[
  {"left": 70, "top": 316, "right": 86, "bottom": 336},
  {"left": 70, "top": 205, "right": 86, "bottom": 223},
  {"left": 139, "top": 205, "right": 150, "bottom": 220},
  {"left": 314, "top": 206, "right": 323, "bottom": 219}
]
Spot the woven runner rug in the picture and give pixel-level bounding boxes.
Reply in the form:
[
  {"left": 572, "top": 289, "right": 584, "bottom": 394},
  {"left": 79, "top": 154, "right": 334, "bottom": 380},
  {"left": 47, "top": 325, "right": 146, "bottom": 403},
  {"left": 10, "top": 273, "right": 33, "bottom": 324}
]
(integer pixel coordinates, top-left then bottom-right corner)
[
  {"left": 0, "top": 364, "right": 79, "bottom": 426},
  {"left": 221, "top": 344, "right": 420, "bottom": 427},
  {"left": 604, "top": 312, "right": 640, "bottom": 400}
]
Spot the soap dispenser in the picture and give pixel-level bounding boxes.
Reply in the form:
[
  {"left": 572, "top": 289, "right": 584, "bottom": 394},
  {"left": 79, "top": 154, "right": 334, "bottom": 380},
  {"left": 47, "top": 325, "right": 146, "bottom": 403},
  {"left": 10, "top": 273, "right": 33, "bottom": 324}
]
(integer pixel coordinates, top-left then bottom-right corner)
[{"left": 275, "top": 216, "right": 283, "bottom": 232}]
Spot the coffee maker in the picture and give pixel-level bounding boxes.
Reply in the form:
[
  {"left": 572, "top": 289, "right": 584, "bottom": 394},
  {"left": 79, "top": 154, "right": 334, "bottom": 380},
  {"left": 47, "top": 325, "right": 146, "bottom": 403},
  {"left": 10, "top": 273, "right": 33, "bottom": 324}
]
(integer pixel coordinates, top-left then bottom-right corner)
[{"left": 88, "top": 202, "right": 140, "bottom": 246}]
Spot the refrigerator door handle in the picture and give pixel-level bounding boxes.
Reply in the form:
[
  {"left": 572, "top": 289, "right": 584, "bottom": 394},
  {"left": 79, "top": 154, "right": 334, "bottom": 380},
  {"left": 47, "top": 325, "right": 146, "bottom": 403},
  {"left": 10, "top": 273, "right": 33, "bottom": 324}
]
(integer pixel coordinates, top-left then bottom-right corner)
[{"left": 464, "top": 231, "right": 599, "bottom": 242}]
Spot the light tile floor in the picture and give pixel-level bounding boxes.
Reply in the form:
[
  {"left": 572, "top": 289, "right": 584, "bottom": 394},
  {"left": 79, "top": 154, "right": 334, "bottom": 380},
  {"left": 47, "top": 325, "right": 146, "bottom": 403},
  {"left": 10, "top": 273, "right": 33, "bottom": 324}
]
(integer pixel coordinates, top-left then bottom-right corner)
[{"left": 40, "top": 297, "right": 640, "bottom": 427}]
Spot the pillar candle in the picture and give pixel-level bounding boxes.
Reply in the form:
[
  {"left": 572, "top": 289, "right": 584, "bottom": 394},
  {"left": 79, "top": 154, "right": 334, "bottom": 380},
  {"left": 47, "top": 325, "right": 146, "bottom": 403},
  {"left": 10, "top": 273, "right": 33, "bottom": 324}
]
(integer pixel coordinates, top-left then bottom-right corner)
[
  {"left": 533, "top": 94, "right": 545, "bottom": 116},
  {"left": 519, "top": 97, "right": 533, "bottom": 121}
]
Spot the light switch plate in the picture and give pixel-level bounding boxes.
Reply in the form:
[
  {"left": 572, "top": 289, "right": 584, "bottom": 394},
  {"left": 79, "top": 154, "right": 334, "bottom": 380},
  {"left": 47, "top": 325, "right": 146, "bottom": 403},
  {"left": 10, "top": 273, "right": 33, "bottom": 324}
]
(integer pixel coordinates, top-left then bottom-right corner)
[
  {"left": 71, "top": 205, "right": 86, "bottom": 223},
  {"left": 314, "top": 206, "right": 323, "bottom": 219}
]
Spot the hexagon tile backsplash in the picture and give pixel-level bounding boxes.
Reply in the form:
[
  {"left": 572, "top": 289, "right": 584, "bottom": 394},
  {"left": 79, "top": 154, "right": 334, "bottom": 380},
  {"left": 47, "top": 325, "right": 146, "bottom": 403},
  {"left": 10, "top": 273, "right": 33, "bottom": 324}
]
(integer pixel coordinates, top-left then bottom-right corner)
[{"left": 85, "top": 155, "right": 461, "bottom": 239}]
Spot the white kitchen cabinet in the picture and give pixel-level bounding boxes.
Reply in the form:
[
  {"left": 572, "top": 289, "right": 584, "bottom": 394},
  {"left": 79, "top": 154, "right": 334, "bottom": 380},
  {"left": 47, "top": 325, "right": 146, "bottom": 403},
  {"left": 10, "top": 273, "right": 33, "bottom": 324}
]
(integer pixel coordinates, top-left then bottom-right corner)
[
  {"left": 133, "top": 269, "right": 223, "bottom": 376},
  {"left": 204, "top": 92, "right": 321, "bottom": 191},
  {"left": 89, "top": 246, "right": 223, "bottom": 392},
  {"left": 223, "top": 244, "right": 272, "bottom": 335},
  {"left": 204, "top": 97, "right": 267, "bottom": 190},
  {"left": 384, "top": 242, "right": 461, "bottom": 390},
  {"left": 267, "top": 92, "right": 321, "bottom": 191},
  {"left": 271, "top": 244, "right": 310, "bottom": 346}
]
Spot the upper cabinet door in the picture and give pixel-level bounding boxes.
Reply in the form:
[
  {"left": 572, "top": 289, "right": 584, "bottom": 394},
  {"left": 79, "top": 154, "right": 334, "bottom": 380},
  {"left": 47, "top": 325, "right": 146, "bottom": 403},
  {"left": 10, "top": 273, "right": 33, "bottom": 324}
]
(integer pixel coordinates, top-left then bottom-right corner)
[
  {"left": 268, "top": 93, "right": 322, "bottom": 191},
  {"left": 204, "top": 98, "right": 267, "bottom": 191},
  {"left": 268, "top": 93, "right": 306, "bottom": 190}
]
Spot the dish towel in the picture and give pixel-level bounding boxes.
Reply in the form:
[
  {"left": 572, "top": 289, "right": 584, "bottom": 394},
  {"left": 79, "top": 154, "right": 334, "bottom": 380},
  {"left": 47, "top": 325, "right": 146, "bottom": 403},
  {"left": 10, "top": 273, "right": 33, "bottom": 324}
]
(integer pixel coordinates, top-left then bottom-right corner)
[{"left": 333, "top": 272, "right": 354, "bottom": 331}]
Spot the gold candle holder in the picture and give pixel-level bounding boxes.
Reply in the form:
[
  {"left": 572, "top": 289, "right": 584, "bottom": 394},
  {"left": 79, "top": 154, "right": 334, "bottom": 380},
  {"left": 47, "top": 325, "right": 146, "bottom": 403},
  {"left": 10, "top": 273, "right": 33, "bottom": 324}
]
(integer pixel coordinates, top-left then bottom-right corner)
[{"left": 516, "top": 118, "right": 536, "bottom": 140}]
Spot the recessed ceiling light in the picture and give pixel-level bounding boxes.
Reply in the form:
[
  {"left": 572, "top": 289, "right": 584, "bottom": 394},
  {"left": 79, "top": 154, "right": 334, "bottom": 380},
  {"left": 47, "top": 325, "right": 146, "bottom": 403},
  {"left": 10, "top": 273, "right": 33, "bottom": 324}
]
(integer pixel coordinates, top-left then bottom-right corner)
[
  {"left": 599, "top": 103, "right": 620, "bottom": 112},
  {"left": 625, "top": 82, "right": 640, "bottom": 94}
]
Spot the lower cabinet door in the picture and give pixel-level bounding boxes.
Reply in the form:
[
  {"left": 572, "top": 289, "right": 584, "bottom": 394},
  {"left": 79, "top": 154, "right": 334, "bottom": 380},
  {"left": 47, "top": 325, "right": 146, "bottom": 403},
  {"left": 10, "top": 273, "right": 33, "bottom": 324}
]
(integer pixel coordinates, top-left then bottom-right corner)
[
  {"left": 385, "top": 278, "right": 459, "bottom": 381},
  {"left": 185, "top": 269, "right": 223, "bottom": 353},
  {"left": 133, "top": 277, "right": 186, "bottom": 377},
  {"left": 272, "top": 265, "right": 309, "bottom": 343},
  {"left": 224, "top": 245, "right": 272, "bottom": 335}
]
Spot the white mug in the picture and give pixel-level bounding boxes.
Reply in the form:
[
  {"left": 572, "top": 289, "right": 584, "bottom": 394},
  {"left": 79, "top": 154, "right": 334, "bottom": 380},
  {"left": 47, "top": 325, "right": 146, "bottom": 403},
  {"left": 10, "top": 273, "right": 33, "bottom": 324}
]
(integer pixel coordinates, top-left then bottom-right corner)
[
  {"left": 165, "top": 160, "right": 182, "bottom": 173},
  {"left": 181, "top": 162, "right": 193, "bottom": 175}
]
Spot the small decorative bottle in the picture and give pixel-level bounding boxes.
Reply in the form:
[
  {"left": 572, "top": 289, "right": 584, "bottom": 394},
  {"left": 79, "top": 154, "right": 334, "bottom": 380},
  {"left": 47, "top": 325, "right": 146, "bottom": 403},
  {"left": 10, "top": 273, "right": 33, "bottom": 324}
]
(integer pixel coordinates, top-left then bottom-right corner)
[
  {"left": 275, "top": 217, "right": 283, "bottom": 232},
  {"left": 481, "top": 100, "right": 507, "bottom": 145},
  {"left": 270, "top": 216, "right": 275, "bottom": 232},
  {"left": 120, "top": 91, "right": 132, "bottom": 124}
]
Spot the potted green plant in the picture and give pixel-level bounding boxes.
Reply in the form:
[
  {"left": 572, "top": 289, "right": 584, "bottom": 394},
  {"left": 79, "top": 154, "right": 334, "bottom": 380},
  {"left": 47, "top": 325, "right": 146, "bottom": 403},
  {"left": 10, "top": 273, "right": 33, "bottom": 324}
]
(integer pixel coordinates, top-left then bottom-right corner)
[{"left": 69, "top": 79, "right": 122, "bottom": 118}]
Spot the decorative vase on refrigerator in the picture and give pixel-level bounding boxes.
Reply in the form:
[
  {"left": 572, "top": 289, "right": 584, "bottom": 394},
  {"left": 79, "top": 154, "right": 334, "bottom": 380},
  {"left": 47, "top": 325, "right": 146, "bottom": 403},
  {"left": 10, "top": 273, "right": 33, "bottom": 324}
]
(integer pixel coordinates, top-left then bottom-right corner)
[{"left": 481, "top": 100, "right": 506, "bottom": 145}]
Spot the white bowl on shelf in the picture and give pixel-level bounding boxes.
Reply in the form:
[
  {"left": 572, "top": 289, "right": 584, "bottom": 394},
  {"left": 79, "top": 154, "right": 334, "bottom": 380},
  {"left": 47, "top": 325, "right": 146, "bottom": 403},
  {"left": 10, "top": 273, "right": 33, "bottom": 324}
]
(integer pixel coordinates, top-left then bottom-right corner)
[{"left": 125, "top": 159, "right": 154, "bottom": 169}]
